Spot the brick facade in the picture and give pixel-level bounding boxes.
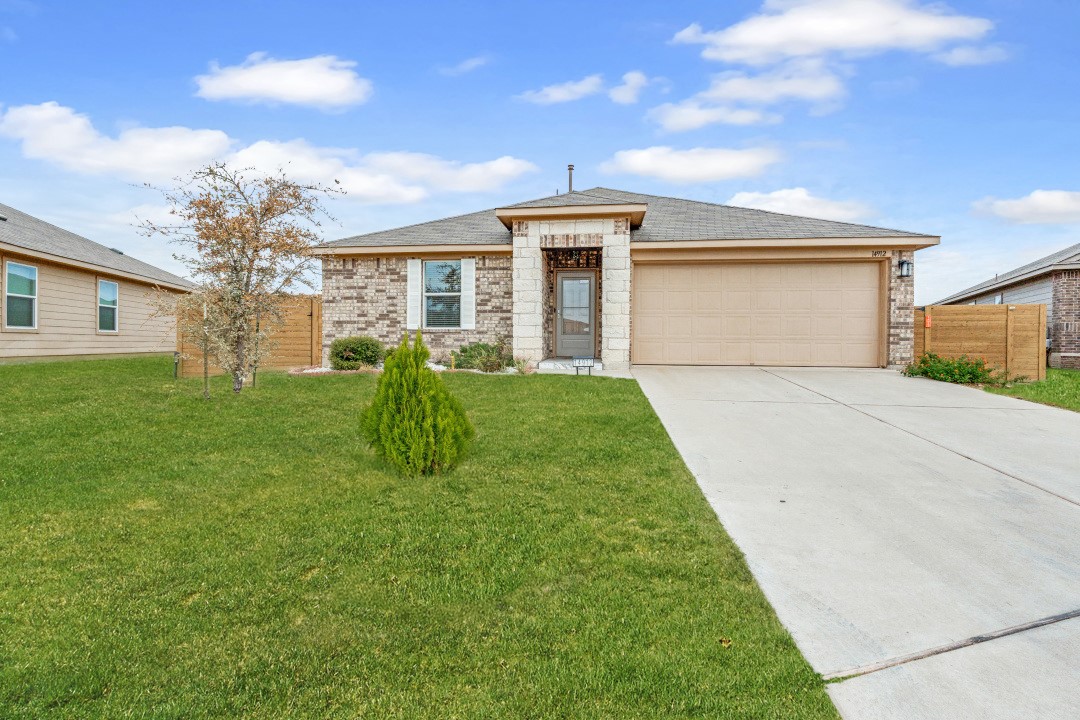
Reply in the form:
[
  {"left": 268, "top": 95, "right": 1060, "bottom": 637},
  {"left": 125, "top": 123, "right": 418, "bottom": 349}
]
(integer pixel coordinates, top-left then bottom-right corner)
[
  {"left": 321, "top": 254, "right": 512, "bottom": 364},
  {"left": 888, "top": 250, "right": 915, "bottom": 367},
  {"left": 1051, "top": 269, "right": 1080, "bottom": 369}
]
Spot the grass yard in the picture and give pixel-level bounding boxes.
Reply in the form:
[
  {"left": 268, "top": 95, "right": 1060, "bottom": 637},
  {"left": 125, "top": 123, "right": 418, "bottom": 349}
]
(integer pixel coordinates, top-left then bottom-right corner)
[
  {"left": 988, "top": 368, "right": 1080, "bottom": 411},
  {"left": 0, "top": 357, "right": 836, "bottom": 719}
]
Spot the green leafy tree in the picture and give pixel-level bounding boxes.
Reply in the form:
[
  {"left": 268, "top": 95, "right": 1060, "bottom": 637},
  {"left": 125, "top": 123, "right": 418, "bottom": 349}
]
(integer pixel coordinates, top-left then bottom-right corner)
[{"left": 361, "top": 332, "right": 474, "bottom": 475}]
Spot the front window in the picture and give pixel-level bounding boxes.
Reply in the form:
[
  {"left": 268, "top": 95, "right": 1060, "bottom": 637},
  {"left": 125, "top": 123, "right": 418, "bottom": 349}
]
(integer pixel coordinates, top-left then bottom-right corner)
[
  {"left": 98, "top": 279, "right": 118, "bottom": 332},
  {"left": 423, "top": 260, "right": 461, "bottom": 328},
  {"left": 5, "top": 261, "right": 37, "bottom": 329}
]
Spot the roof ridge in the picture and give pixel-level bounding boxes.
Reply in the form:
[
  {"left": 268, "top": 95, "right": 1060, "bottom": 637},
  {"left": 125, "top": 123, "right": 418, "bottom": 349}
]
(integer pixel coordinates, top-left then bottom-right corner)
[
  {"left": 936, "top": 240, "right": 1080, "bottom": 302},
  {"left": 0, "top": 201, "right": 191, "bottom": 286},
  {"left": 327, "top": 205, "right": 501, "bottom": 244},
  {"left": 579, "top": 187, "right": 935, "bottom": 238}
]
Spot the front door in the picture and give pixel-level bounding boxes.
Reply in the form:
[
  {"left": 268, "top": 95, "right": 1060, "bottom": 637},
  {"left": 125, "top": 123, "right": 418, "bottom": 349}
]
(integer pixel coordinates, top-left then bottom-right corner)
[{"left": 555, "top": 271, "right": 595, "bottom": 357}]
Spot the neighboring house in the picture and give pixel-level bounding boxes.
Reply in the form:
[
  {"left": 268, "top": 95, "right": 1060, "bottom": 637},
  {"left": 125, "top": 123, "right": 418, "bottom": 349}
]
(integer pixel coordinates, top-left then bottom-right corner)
[
  {"left": 936, "top": 242, "right": 1080, "bottom": 369},
  {"left": 0, "top": 202, "right": 192, "bottom": 362},
  {"left": 315, "top": 187, "right": 938, "bottom": 370}
]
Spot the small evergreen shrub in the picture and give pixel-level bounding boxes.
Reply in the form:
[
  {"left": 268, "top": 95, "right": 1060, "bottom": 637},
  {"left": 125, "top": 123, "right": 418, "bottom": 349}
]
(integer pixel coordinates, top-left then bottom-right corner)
[
  {"left": 451, "top": 337, "right": 512, "bottom": 373},
  {"left": 360, "top": 332, "right": 475, "bottom": 475},
  {"left": 904, "top": 353, "right": 999, "bottom": 384},
  {"left": 330, "top": 335, "right": 385, "bottom": 370}
]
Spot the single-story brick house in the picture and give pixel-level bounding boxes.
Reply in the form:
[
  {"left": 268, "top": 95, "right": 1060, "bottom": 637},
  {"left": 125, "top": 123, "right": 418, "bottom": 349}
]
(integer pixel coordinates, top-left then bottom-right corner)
[
  {"left": 314, "top": 187, "right": 939, "bottom": 371},
  {"left": 0, "top": 202, "right": 192, "bottom": 362},
  {"left": 936, "top": 242, "right": 1080, "bottom": 369}
]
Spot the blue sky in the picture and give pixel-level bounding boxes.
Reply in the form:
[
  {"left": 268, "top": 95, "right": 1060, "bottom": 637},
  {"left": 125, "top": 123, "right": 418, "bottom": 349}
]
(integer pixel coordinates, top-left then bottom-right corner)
[{"left": 1, "top": 0, "right": 1078, "bottom": 303}]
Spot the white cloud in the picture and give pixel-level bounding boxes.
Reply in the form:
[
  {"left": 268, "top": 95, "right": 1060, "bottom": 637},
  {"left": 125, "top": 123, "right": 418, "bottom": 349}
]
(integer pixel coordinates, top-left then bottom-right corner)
[
  {"left": 729, "top": 187, "right": 870, "bottom": 221},
  {"left": 933, "top": 44, "right": 1009, "bottom": 66},
  {"left": 518, "top": 74, "right": 604, "bottom": 104},
  {"left": 439, "top": 55, "right": 489, "bottom": 76},
  {"left": 673, "top": 0, "right": 993, "bottom": 65},
  {"left": 648, "top": 100, "right": 780, "bottom": 131},
  {"left": 608, "top": 71, "right": 651, "bottom": 104},
  {"left": 650, "top": 59, "right": 845, "bottom": 130},
  {"left": 194, "top": 52, "right": 373, "bottom": 110},
  {"left": 0, "top": 102, "right": 537, "bottom": 203},
  {"left": 230, "top": 140, "right": 428, "bottom": 204},
  {"left": 699, "top": 59, "right": 845, "bottom": 105},
  {"left": 600, "top": 146, "right": 781, "bottom": 183},
  {"left": 0, "top": 101, "right": 232, "bottom": 183},
  {"left": 975, "top": 190, "right": 1080, "bottom": 225},
  {"left": 361, "top": 152, "right": 538, "bottom": 192}
]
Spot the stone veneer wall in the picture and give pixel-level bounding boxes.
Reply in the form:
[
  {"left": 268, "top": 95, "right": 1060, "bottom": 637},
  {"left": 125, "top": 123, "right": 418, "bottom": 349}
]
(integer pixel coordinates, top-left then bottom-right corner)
[
  {"left": 542, "top": 248, "right": 602, "bottom": 359},
  {"left": 321, "top": 254, "right": 512, "bottom": 364},
  {"left": 1051, "top": 269, "right": 1080, "bottom": 369},
  {"left": 601, "top": 218, "right": 632, "bottom": 370},
  {"left": 888, "top": 250, "right": 915, "bottom": 367},
  {"left": 511, "top": 221, "right": 543, "bottom": 363}
]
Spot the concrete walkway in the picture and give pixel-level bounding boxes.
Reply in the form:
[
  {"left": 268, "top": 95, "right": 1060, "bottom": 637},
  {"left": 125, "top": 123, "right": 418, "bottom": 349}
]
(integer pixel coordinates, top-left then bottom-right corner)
[{"left": 634, "top": 366, "right": 1080, "bottom": 720}]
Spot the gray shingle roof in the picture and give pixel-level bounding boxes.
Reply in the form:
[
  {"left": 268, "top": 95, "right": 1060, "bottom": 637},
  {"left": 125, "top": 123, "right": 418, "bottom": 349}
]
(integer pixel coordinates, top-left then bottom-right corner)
[
  {"left": 936, "top": 242, "right": 1080, "bottom": 304},
  {"left": 0, "top": 202, "right": 192, "bottom": 289},
  {"left": 323, "top": 186, "right": 934, "bottom": 248},
  {"left": 324, "top": 207, "right": 511, "bottom": 247}
]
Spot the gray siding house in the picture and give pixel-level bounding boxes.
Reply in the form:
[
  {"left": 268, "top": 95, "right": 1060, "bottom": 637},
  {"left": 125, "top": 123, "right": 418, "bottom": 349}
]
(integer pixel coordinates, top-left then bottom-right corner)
[{"left": 937, "top": 242, "right": 1080, "bottom": 369}]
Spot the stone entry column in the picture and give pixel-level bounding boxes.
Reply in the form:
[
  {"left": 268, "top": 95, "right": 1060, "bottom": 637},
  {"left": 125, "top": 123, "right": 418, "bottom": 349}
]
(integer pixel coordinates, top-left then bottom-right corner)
[
  {"left": 601, "top": 217, "right": 632, "bottom": 371},
  {"left": 511, "top": 220, "right": 543, "bottom": 364}
]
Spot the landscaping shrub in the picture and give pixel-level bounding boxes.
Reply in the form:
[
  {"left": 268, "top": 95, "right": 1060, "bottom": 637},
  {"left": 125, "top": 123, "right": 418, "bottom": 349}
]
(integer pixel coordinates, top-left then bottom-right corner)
[
  {"left": 451, "top": 337, "right": 512, "bottom": 373},
  {"left": 330, "top": 336, "right": 385, "bottom": 370},
  {"left": 904, "top": 353, "right": 999, "bottom": 384},
  {"left": 360, "top": 332, "right": 475, "bottom": 475}
]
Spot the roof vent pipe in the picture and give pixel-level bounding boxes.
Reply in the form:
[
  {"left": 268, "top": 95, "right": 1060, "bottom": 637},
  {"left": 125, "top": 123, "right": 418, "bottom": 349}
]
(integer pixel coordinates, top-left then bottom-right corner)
[{"left": 567, "top": 164, "right": 574, "bottom": 193}]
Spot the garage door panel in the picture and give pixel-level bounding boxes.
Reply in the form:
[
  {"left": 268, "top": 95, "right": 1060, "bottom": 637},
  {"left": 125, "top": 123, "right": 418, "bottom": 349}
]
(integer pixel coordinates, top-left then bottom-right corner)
[
  {"left": 723, "top": 289, "right": 752, "bottom": 311},
  {"left": 667, "top": 315, "right": 693, "bottom": 338},
  {"left": 812, "top": 290, "right": 843, "bottom": 312},
  {"left": 782, "top": 315, "right": 812, "bottom": 338},
  {"left": 721, "top": 342, "right": 751, "bottom": 363},
  {"left": 752, "top": 342, "right": 782, "bottom": 364},
  {"left": 633, "top": 262, "right": 882, "bottom": 367},
  {"left": 782, "top": 289, "right": 812, "bottom": 310},
  {"left": 782, "top": 341, "right": 813, "bottom": 365},
  {"left": 752, "top": 289, "right": 782, "bottom": 312},
  {"left": 722, "top": 314, "right": 752, "bottom": 337},
  {"left": 666, "top": 291, "right": 693, "bottom": 312},
  {"left": 696, "top": 291, "right": 724, "bottom": 311}
]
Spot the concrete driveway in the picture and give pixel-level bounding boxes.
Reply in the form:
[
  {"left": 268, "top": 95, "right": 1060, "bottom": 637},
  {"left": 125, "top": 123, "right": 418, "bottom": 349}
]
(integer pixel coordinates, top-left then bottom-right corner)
[{"left": 634, "top": 366, "right": 1080, "bottom": 720}]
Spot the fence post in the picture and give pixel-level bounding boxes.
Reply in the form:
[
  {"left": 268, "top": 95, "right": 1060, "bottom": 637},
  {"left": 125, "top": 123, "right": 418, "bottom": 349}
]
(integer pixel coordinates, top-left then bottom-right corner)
[
  {"left": 1005, "top": 305, "right": 1015, "bottom": 379},
  {"left": 924, "top": 305, "right": 933, "bottom": 356},
  {"left": 1039, "top": 304, "right": 1047, "bottom": 381}
]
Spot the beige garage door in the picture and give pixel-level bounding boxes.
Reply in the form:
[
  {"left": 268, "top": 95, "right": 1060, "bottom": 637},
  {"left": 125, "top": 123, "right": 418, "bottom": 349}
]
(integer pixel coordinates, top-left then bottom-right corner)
[{"left": 633, "top": 262, "right": 882, "bottom": 367}]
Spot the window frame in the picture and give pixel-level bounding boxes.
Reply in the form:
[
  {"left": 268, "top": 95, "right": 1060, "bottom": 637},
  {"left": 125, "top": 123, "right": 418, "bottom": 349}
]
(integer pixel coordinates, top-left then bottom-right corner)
[
  {"left": 97, "top": 278, "right": 119, "bottom": 334},
  {"left": 422, "top": 259, "right": 463, "bottom": 329},
  {"left": 4, "top": 260, "right": 38, "bottom": 331}
]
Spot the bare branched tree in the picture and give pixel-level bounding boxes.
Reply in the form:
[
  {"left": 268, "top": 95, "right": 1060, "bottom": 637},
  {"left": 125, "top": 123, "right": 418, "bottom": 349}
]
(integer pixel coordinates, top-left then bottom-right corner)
[{"left": 143, "top": 163, "right": 340, "bottom": 393}]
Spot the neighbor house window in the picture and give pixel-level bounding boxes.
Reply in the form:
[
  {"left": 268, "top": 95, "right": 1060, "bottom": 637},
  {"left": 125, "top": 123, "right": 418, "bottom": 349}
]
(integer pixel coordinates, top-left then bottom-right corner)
[
  {"left": 423, "top": 260, "right": 461, "bottom": 328},
  {"left": 5, "top": 261, "right": 37, "bottom": 329},
  {"left": 98, "top": 279, "right": 118, "bottom": 332}
]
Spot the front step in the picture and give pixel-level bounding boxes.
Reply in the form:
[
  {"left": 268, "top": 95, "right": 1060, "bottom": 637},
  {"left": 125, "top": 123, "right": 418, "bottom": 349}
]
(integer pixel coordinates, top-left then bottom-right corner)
[{"left": 536, "top": 358, "right": 604, "bottom": 374}]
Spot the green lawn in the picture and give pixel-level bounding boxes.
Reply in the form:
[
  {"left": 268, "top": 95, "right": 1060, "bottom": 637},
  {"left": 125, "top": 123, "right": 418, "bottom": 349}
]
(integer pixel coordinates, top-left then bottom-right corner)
[
  {"left": 0, "top": 357, "right": 836, "bottom": 719},
  {"left": 988, "top": 368, "right": 1080, "bottom": 411}
]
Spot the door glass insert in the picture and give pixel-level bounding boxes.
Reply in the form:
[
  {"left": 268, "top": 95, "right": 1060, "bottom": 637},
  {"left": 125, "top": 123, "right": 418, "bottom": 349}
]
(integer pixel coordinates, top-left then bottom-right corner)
[{"left": 560, "top": 277, "right": 591, "bottom": 335}]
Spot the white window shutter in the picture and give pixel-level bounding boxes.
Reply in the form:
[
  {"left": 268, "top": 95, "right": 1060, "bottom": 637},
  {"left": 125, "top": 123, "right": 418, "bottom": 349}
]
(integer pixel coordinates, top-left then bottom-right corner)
[
  {"left": 406, "top": 258, "right": 421, "bottom": 330},
  {"left": 460, "top": 258, "right": 476, "bottom": 330}
]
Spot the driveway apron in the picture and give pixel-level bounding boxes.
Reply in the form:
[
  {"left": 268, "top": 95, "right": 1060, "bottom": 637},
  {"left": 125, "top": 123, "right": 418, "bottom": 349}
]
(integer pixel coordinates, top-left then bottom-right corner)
[{"left": 633, "top": 366, "right": 1080, "bottom": 720}]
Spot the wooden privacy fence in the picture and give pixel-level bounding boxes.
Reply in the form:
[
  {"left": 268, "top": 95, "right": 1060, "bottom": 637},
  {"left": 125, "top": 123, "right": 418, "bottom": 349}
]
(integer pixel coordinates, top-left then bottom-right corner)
[
  {"left": 177, "top": 295, "right": 322, "bottom": 377},
  {"left": 915, "top": 304, "right": 1046, "bottom": 381}
]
